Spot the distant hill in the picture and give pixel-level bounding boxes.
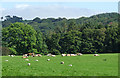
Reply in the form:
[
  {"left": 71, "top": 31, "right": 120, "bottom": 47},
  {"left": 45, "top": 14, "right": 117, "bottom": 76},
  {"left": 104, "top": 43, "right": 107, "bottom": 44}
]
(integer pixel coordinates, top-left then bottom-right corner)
[{"left": 2, "top": 12, "right": 118, "bottom": 34}]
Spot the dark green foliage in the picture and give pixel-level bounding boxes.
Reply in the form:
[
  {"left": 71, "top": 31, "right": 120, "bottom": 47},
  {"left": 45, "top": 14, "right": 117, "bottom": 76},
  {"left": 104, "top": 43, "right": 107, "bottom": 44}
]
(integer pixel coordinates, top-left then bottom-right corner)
[
  {"left": 2, "top": 15, "right": 23, "bottom": 27},
  {"left": 59, "top": 30, "right": 82, "bottom": 54},
  {"left": 81, "top": 28, "right": 106, "bottom": 53},
  {"left": 2, "top": 47, "right": 10, "bottom": 55},
  {"left": 104, "top": 24, "right": 118, "bottom": 52},
  {"left": 33, "top": 17, "right": 41, "bottom": 23},
  {"left": 2, "top": 12, "right": 120, "bottom": 55},
  {"left": 28, "top": 48, "right": 38, "bottom": 53},
  {"left": 52, "top": 49, "right": 60, "bottom": 55},
  {"left": 9, "top": 47, "right": 17, "bottom": 55},
  {"left": 46, "top": 33, "right": 61, "bottom": 54},
  {"left": 35, "top": 30, "right": 48, "bottom": 54},
  {"left": 2, "top": 22, "right": 37, "bottom": 54}
]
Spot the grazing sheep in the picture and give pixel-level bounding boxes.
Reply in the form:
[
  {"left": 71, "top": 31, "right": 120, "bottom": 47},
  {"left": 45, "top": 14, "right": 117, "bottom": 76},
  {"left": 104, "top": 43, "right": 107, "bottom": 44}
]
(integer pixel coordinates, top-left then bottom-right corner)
[
  {"left": 38, "top": 54, "right": 42, "bottom": 57},
  {"left": 94, "top": 54, "right": 99, "bottom": 56},
  {"left": 35, "top": 60, "right": 38, "bottom": 61},
  {"left": 51, "top": 55, "right": 56, "bottom": 57},
  {"left": 77, "top": 53, "right": 83, "bottom": 56},
  {"left": 61, "top": 54, "right": 66, "bottom": 57},
  {"left": 66, "top": 54, "right": 71, "bottom": 56},
  {"left": 11, "top": 55, "right": 14, "bottom": 57},
  {"left": 47, "top": 59, "right": 50, "bottom": 61},
  {"left": 70, "top": 54, "right": 77, "bottom": 56},
  {"left": 5, "top": 60, "right": 8, "bottom": 61},
  {"left": 28, "top": 53, "right": 34, "bottom": 56},
  {"left": 28, "top": 63, "right": 31, "bottom": 66},
  {"left": 25, "top": 59, "right": 29, "bottom": 61},
  {"left": 8, "top": 55, "right": 10, "bottom": 56},
  {"left": 32, "top": 55, "right": 35, "bottom": 57},
  {"left": 35, "top": 54, "right": 38, "bottom": 56},
  {"left": 69, "top": 64, "right": 72, "bottom": 66},
  {"left": 35, "top": 54, "right": 42, "bottom": 57},
  {"left": 22, "top": 56, "right": 28, "bottom": 58},
  {"left": 75, "top": 54, "right": 77, "bottom": 56},
  {"left": 47, "top": 53, "right": 52, "bottom": 56},
  {"left": 61, "top": 61, "right": 64, "bottom": 64},
  {"left": 24, "top": 54, "right": 28, "bottom": 56}
]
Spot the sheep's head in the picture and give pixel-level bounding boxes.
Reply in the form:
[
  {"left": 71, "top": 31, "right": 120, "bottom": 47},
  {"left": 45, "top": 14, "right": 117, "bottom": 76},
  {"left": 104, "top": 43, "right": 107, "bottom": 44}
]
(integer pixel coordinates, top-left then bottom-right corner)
[
  {"left": 61, "top": 61, "right": 64, "bottom": 64},
  {"left": 28, "top": 63, "right": 31, "bottom": 66}
]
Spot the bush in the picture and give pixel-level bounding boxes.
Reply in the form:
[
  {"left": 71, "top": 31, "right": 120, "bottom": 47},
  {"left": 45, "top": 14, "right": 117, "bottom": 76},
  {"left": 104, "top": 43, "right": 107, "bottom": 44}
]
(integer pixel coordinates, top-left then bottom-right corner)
[
  {"left": 28, "top": 49, "right": 38, "bottom": 53},
  {"left": 52, "top": 49, "right": 60, "bottom": 55},
  {"left": 2, "top": 47, "right": 10, "bottom": 56},
  {"left": 42, "top": 51, "right": 48, "bottom": 55},
  {"left": 9, "top": 48, "right": 17, "bottom": 55}
]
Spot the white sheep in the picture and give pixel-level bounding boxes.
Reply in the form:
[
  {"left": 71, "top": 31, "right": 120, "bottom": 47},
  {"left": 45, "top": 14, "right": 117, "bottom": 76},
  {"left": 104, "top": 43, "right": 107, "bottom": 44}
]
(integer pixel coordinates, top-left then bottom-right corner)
[
  {"left": 61, "top": 54, "right": 66, "bottom": 57},
  {"left": 51, "top": 55, "right": 56, "bottom": 57},
  {"left": 35, "top": 54, "right": 38, "bottom": 56},
  {"left": 69, "top": 64, "right": 72, "bottom": 66},
  {"left": 94, "top": 54, "right": 99, "bottom": 56},
  {"left": 79, "top": 54, "right": 83, "bottom": 56},
  {"left": 28, "top": 63, "right": 31, "bottom": 66},
  {"left": 47, "top": 53, "right": 52, "bottom": 56},
  {"left": 47, "top": 59, "right": 50, "bottom": 61},
  {"left": 35, "top": 60, "right": 38, "bottom": 61},
  {"left": 11, "top": 55, "right": 14, "bottom": 57},
  {"left": 25, "top": 59, "right": 29, "bottom": 61},
  {"left": 5, "top": 60, "right": 8, "bottom": 61},
  {"left": 24, "top": 54, "right": 28, "bottom": 56},
  {"left": 70, "top": 54, "right": 77, "bottom": 56},
  {"left": 66, "top": 54, "right": 71, "bottom": 56},
  {"left": 77, "top": 53, "right": 83, "bottom": 56}
]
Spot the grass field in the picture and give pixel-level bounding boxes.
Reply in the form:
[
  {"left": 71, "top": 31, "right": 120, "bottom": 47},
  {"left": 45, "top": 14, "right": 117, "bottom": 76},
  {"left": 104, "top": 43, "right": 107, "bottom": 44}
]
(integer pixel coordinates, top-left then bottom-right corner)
[{"left": 2, "top": 53, "right": 118, "bottom": 76}]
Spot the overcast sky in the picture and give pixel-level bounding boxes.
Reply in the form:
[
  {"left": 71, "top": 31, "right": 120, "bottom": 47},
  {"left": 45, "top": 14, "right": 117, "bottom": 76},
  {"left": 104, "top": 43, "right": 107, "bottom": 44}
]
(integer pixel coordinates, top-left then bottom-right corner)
[{"left": 0, "top": 1, "right": 119, "bottom": 20}]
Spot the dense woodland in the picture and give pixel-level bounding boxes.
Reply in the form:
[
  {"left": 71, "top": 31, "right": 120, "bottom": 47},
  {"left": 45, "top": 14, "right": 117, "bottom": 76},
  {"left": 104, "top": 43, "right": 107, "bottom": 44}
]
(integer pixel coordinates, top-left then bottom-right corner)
[{"left": 1, "top": 12, "right": 120, "bottom": 55}]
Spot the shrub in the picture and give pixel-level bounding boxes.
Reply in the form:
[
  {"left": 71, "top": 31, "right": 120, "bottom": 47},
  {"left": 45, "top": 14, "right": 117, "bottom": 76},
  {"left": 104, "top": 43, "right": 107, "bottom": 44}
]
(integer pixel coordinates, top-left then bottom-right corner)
[
  {"left": 9, "top": 48, "right": 17, "bottom": 55},
  {"left": 28, "top": 49, "right": 38, "bottom": 53},
  {"left": 52, "top": 49, "right": 60, "bottom": 55},
  {"left": 2, "top": 47, "right": 10, "bottom": 56}
]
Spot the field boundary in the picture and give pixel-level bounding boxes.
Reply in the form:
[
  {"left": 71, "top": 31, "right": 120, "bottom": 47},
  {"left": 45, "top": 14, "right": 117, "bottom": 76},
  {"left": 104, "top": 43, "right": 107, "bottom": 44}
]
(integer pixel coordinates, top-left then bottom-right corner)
[{"left": 1, "top": 76, "right": 119, "bottom": 78}]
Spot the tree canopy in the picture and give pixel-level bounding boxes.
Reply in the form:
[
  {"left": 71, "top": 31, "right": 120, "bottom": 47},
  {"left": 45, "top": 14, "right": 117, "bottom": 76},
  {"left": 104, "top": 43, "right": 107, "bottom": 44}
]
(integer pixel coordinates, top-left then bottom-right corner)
[
  {"left": 2, "top": 12, "right": 120, "bottom": 55},
  {"left": 2, "top": 22, "right": 47, "bottom": 55}
]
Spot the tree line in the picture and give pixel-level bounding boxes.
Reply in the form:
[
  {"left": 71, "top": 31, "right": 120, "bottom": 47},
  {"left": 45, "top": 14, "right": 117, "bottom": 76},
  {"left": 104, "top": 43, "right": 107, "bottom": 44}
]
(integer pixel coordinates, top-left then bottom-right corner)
[{"left": 2, "top": 12, "right": 120, "bottom": 55}]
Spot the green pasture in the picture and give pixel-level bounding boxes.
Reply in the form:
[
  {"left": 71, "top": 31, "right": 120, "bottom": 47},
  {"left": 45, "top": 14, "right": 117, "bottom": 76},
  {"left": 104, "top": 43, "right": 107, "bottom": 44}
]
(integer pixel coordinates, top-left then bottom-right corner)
[{"left": 2, "top": 53, "right": 118, "bottom": 76}]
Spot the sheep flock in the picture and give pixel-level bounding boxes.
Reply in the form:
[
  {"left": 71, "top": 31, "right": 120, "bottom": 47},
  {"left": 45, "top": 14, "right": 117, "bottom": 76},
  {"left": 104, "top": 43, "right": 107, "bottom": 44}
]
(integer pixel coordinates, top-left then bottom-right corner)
[{"left": 6, "top": 53, "right": 100, "bottom": 67}]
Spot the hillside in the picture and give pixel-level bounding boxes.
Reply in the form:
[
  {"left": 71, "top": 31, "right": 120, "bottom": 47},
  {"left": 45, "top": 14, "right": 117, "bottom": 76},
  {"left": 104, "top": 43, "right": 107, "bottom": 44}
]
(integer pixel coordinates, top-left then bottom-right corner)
[
  {"left": 2, "top": 12, "right": 118, "bottom": 34},
  {"left": 2, "top": 12, "right": 120, "bottom": 55}
]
